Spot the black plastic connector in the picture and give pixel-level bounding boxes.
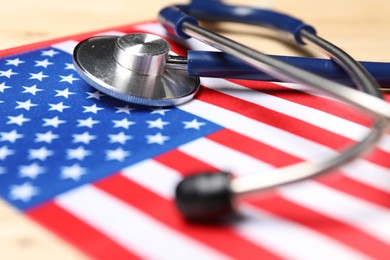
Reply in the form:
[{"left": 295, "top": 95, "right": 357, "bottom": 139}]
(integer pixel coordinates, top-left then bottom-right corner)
[{"left": 175, "top": 172, "right": 235, "bottom": 221}]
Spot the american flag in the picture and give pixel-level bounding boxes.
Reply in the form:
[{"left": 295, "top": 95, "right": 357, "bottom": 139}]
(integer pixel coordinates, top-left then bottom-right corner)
[{"left": 1, "top": 22, "right": 390, "bottom": 259}]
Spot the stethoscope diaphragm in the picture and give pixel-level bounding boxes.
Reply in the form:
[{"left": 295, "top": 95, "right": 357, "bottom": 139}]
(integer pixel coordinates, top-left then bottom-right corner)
[{"left": 73, "top": 33, "right": 200, "bottom": 107}]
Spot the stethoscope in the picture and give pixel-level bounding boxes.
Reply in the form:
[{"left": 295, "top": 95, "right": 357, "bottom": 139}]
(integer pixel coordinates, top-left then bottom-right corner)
[{"left": 73, "top": 0, "right": 390, "bottom": 221}]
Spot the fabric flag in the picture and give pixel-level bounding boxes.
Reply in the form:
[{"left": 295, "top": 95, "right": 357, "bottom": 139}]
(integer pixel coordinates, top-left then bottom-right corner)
[{"left": 1, "top": 21, "right": 390, "bottom": 259}]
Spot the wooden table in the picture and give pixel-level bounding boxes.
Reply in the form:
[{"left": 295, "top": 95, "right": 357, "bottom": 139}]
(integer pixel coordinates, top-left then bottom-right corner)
[{"left": 1, "top": 0, "right": 389, "bottom": 259}]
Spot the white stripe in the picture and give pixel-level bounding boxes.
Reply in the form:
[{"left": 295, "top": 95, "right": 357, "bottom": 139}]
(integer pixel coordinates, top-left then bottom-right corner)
[
  {"left": 53, "top": 40, "right": 78, "bottom": 54},
  {"left": 342, "top": 162, "right": 390, "bottom": 193},
  {"left": 121, "top": 159, "right": 370, "bottom": 260},
  {"left": 134, "top": 23, "right": 168, "bottom": 37},
  {"left": 201, "top": 77, "right": 390, "bottom": 153},
  {"left": 120, "top": 160, "right": 178, "bottom": 199},
  {"left": 121, "top": 160, "right": 181, "bottom": 199},
  {"left": 95, "top": 30, "right": 125, "bottom": 36},
  {"left": 280, "top": 182, "right": 390, "bottom": 244},
  {"left": 179, "top": 138, "right": 271, "bottom": 176},
  {"left": 179, "top": 100, "right": 390, "bottom": 193},
  {"left": 236, "top": 206, "right": 370, "bottom": 260},
  {"left": 56, "top": 185, "right": 231, "bottom": 260}
]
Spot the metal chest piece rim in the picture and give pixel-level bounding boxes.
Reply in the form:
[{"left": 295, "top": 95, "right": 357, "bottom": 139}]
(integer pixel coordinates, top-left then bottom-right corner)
[{"left": 72, "top": 33, "right": 200, "bottom": 107}]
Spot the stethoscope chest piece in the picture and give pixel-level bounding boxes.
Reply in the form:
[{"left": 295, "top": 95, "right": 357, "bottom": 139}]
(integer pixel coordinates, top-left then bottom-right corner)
[{"left": 73, "top": 33, "right": 200, "bottom": 107}]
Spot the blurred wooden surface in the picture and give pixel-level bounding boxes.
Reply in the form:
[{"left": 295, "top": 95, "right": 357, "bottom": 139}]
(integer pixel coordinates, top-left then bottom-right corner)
[{"left": 0, "top": 0, "right": 389, "bottom": 259}]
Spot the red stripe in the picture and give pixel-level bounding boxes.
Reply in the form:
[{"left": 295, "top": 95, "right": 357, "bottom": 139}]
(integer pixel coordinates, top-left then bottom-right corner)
[
  {"left": 27, "top": 201, "right": 140, "bottom": 260},
  {"left": 196, "top": 86, "right": 390, "bottom": 168},
  {"left": 364, "top": 148, "right": 390, "bottom": 169},
  {"left": 249, "top": 195, "right": 390, "bottom": 259},
  {"left": 319, "top": 174, "right": 390, "bottom": 209},
  {"left": 155, "top": 149, "right": 218, "bottom": 176},
  {"left": 94, "top": 174, "right": 282, "bottom": 260}
]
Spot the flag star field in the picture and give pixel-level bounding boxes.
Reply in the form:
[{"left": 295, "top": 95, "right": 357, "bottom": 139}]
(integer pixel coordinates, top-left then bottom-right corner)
[{"left": 0, "top": 47, "right": 221, "bottom": 210}]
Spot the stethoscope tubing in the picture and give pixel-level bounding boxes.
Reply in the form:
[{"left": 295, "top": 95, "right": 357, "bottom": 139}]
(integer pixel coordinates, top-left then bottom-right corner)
[
  {"left": 158, "top": 3, "right": 390, "bottom": 219},
  {"left": 186, "top": 51, "right": 390, "bottom": 88}
]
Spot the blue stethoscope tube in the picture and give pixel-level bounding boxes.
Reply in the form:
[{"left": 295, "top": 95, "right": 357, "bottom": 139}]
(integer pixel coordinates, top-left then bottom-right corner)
[
  {"left": 159, "top": 2, "right": 390, "bottom": 87},
  {"left": 187, "top": 51, "right": 390, "bottom": 87},
  {"left": 160, "top": 1, "right": 316, "bottom": 44}
]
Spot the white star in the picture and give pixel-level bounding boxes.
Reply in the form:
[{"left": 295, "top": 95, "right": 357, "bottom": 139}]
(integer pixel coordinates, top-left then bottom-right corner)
[
  {"left": 72, "top": 132, "right": 96, "bottom": 144},
  {"left": 0, "top": 82, "right": 11, "bottom": 92},
  {"left": 147, "top": 118, "right": 169, "bottom": 129},
  {"left": 0, "top": 145, "right": 14, "bottom": 160},
  {"left": 150, "top": 109, "right": 170, "bottom": 115},
  {"left": 77, "top": 117, "right": 99, "bottom": 128},
  {"left": 60, "top": 164, "right": 86, "bottom": 181},
  {"left": 34, "top": 59, "right": 53, "bottom": 68},
  {"left": 59, "top": 74, "right": 79, "bottom": 84},
  {"left": 29, "top": 71, "right": 49, "bottom": 81},
  {"left": 0, "top": 69, "right": 17, "bottom": 78},
  {"left": 0, "top": 130, "right": 24, "bottom": 143},
  {"left": 108, "top": 132, "right": 132, "bottom": 144},
  {"left": 28, "top": 147, "right": 54, "bottom": 161},
  {"left": 66, "top": 146, "right": 91, "bottom": 160},
  {"left": 0, "top": 167, "right": 6, "bottom": 175},
  {"left": 9, "top": 182, "right": 39, "bottom": 202},
  {"left": 115, "top": 105, "right": 133, "bottom": 114},
  {"left": 35, "top": 131, "right": 59, "bottom": 143},
  {"left": 65, "top": 63, "right": 75, "bottom": 70},
  {"left": 183, "top": 119, "right": 206, "bottom": 130},
  {"left": 55, "top": 88, "right": 75, "bottom": 98},
  {"left": 82, "top": 104, "right": 104, "bottom": 114},
  {"left": 86, "top": 91, "right": 105, "bottom": 100},
  {"left": 7, "top": 114, "right": 30, "bottom": 126},
  {"left": 22, "top": 85, "right": 43, "bottom": 95},
  {"left": 19, "top": 163, "right": 45, "bottom": 179},
  {"left": 42, "top": 116, "right": 66, "bottom": 128},
  {"left": 105, "top": 147, "right": 130, "bottom": 161},
  {"left": 5, "top": 58, "right": 25, "bottom": 66},
  {"left": 48, "top": 102, "right": 70, "bottom": 112},
  {"left": 146, "top": 132, "right": 170, "bottom": 145},
  {"left": 41, "top": 49, "right": 59, "bottom": 57},
  {"left": 15, "top": 99, "right": 38, "bottom": 111},
  {"left": 113, "top": 118, "right": 135, "bottom": 129}
]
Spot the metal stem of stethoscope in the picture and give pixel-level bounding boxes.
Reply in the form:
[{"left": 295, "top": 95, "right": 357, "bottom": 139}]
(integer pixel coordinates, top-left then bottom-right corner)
[{"left": 172, "top": 21, "right": 390, "bottom": 220}]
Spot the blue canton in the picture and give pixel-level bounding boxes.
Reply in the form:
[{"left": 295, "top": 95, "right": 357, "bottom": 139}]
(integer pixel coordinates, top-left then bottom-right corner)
[{"left": 0, "top": 47, "right": 222, "bottom": 210}]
